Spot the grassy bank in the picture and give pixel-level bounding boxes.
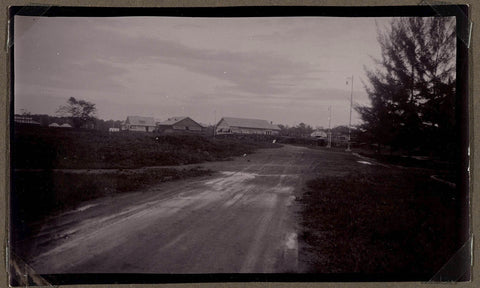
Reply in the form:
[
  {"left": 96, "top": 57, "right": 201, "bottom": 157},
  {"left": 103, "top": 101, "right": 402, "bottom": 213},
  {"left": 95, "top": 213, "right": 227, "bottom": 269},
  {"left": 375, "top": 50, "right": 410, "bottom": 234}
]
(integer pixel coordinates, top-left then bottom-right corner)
[
  {"left": 299, "top": 165, "right": 460, "bottom": 277},
  {"left": 357, "top": 150, "right": 456, "bottom": 171},
  {"left": 11, "top": 126, "right": 280, "bottom": 242},
  {"left": 13, "top": 125, "right": 280, "bottom": 169},
  {"left": 11, "top": 168, "right": 211, "bottom": 241}
]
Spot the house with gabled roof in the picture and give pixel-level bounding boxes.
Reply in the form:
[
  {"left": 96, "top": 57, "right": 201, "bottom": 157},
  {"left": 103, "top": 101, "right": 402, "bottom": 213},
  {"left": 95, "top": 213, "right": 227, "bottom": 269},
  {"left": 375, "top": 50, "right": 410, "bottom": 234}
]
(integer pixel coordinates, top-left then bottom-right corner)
[
  {"left": 156, "top": 116, "right": 204, "bottom": 134},
  {"left": 215, "top": 117, "right": 280, "bottom": 135},
  {"left": 122, "top": 116, "right": 156, "bottom": 132}
]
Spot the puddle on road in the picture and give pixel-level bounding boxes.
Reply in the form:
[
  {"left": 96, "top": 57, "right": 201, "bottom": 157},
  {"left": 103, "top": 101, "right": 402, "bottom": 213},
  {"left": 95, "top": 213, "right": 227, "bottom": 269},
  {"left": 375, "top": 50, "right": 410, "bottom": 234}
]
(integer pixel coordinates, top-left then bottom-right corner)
[
  {"left": 285, "top": 232, "right": 298, "bottom": 250},
  {"left": 205, "top": 171, "right": 258, "bottom": 189},
  {"left": 283, "top": 232, "right": 299, "bottom": 271},
  {"left": 223, "top": 193, "right": 245, "bottom": 207},
  {"left": 262, "top": 193, "right": 278, "bottom": 208},
  {"left": 286, "top": 195, "right": 296, "bottom": 206},
  {"left": 357, "top": 160, "right": 373, "bottom": 165},
  {"left": 208, "top": 171, "right": 295, "bottom": 195},
  {"left": 275, "top": 186, "right": 294, "bottom": 194},
  {"left": 75, "top": 203, "right": 99, "bottom": 212}
]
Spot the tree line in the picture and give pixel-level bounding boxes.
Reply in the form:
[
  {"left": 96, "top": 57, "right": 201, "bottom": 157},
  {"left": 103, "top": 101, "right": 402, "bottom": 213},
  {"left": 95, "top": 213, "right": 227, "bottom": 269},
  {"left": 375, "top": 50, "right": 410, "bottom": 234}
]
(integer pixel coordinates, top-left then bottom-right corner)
[
  {"left": 278, "top": 123, "right": 315, "bottom": 137},
  {"left": 20, "top": 98, "right": 355, "bottom": 141},
  {"left": 18, "top": 97, "right": 122, "bottom": 131}
]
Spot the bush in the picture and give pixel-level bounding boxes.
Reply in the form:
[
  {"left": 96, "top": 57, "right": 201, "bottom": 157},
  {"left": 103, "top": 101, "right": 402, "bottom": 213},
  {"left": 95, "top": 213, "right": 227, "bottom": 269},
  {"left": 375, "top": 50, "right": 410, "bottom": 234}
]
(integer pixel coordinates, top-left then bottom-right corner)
[
  {"left": 11, "top": 168, "right": 211, "bottom": 242},
  {"left": 300, "top": 168, "right": 459, "bottom": 277},
  {"left": 13, "top": 126, "right": 281, "bottom": 169}
]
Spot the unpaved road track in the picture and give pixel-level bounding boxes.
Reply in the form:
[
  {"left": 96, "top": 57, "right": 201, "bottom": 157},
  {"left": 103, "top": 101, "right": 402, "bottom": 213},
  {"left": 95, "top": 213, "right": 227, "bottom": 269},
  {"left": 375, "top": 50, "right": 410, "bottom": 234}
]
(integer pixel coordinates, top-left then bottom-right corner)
[{"left": 24, "top": 145, "right": 351, "bottom": 274}]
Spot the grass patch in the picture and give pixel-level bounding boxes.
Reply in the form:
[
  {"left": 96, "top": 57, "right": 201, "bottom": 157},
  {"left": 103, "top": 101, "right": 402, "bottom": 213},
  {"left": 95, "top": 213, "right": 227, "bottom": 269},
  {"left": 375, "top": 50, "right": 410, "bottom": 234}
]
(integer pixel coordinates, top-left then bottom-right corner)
[
  {"left": 299, "top": 167, "right": 460, "bottom": 277},
  {"left": 356, "top": 150, "right": 455, "bottom": 171},
  {"left": 13, "top": 125, "right": 281, "bottom": 169},
  {"left": 11, "top": 127, "right": 280, "bottom": 243},
  {"left": 11, "top": 168, "right": 211, "bottom": 241}
]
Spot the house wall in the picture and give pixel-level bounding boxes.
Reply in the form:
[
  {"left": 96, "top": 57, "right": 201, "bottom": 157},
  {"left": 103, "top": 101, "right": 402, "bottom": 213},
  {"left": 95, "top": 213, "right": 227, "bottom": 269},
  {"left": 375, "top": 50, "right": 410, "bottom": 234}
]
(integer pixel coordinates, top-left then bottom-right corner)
[
  {"left": 216, "top": 125, "right": 279, "bottom": 135},
  {"left": 126, "top": 125, "right": 155, "bottom": 132},
  {"left": 215, "top": 119, "right": 230, "bottom": 133},
  {"left": 157, "top": 119, "right": 204, "bottom": 134},
  {"left": 234, "top": 127, "right": 278, "bottom": 135}
]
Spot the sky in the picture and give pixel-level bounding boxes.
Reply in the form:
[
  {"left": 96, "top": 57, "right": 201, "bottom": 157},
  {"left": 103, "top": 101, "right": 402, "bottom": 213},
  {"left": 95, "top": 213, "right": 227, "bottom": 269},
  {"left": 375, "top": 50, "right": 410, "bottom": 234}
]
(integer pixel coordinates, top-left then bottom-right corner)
[{"left": 14, "top": 16, "right": 391, "bottom": 127}]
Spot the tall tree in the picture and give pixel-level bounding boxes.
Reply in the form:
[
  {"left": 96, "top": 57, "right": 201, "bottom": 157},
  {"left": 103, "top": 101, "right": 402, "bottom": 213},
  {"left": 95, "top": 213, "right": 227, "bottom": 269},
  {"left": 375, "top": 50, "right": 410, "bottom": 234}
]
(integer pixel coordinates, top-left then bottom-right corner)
[
  {"left": 57, "top": 97, "right": 97, "bottom": 128},
  {"left": 357, "top": 17, "right": 456, "bottom": 155}
]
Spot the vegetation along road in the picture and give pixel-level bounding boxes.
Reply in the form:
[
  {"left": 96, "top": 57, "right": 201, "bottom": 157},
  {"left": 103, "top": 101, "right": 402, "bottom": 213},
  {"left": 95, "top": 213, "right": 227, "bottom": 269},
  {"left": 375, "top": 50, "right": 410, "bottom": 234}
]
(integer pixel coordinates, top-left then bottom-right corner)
[
  {"left": 21, "top": 144, "right": 457, "bottom": 276},
  {"left": 22, "top": 145, "right": 333, "bottom": 273}
]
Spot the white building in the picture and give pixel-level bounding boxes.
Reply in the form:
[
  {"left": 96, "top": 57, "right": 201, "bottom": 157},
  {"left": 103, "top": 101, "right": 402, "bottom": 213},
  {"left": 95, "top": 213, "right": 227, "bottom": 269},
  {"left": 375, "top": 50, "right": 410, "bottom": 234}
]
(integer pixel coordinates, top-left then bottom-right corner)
[
  {"left": 311, "top": 130, "right": 327, "bottom": 139},
  {"left": 122, "top": 116, "right": 156, "bottom": 132},
  {"left": 216, "top": 117, "right": 280, "bottom": 135}
]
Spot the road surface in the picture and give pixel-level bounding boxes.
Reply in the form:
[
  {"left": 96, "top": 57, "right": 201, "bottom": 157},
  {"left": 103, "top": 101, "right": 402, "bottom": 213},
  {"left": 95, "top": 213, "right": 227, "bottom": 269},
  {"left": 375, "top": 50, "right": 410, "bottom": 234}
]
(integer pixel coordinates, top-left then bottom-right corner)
[{"left": 23, "top": 145, "right": 355, "bottom": 274}]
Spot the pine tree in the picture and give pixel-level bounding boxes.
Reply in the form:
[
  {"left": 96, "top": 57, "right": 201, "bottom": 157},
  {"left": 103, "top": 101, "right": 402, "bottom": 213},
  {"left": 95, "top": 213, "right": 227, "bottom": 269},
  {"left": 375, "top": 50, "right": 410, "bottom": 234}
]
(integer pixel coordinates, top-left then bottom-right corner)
[{"left": 357, "top": 17, "right": 456, "bottom": 155}]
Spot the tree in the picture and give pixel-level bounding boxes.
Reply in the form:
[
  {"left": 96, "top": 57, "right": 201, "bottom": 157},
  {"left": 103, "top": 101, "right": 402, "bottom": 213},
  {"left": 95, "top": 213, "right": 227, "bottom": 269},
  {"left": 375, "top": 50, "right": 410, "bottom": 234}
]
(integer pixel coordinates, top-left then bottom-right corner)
[
  {"left": 357, "top": 17, "right": 456, "bottom": 155},
  {"left": 295, "top": 122, "right": 314, "bottom": 137},
  {"left": 20, "top": 109, "right": 31, "bottom": 115},
  {"left": 277, "top": 124, "right": 289, "bottom": 136},
  {"left": 57, "top": 97, "right": 97, "bottom": 128}
]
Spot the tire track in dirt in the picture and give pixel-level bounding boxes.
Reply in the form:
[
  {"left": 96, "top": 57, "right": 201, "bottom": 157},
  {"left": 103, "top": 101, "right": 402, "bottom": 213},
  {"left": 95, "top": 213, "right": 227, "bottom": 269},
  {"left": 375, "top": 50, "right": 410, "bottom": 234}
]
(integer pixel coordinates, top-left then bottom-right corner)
[{"left": 25, "top": 145, "right": 324, "bottom": 274}]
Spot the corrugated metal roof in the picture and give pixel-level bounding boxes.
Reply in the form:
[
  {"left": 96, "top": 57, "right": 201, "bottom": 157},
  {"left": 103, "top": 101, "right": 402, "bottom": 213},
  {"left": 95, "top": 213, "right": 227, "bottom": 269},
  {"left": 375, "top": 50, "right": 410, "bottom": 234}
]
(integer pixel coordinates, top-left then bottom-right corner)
[
  {"left": 220, "top": 117, "right": 280, "bottom": 130},
  {"left": 126, "top": 116, "right": 156, "bottom": 126},
  {"left": 157, "top": 116, "right": 188, "bottom": 126}
]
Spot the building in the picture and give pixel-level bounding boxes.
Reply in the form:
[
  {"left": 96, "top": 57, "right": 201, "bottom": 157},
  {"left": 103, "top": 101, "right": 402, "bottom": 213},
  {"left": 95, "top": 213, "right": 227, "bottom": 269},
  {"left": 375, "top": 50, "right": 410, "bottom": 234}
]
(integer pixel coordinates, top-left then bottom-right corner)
[
  {"left": 156, "top": 116, "right": 204, "bottom": 134},
  {"left": 122, "top": 116, "right": 156, "bottom": 132},
  {"left": 331, "top": 126, "right": 351, "bottom": 147},
  {"left": 14, "top": 115, "right": 40, "bottom": 126},
  {"left": 310, "top": 130, "right": 327, "bottom": 139},
  {"left": 216, "top": 117, "right": 280, "bottom": 135}
]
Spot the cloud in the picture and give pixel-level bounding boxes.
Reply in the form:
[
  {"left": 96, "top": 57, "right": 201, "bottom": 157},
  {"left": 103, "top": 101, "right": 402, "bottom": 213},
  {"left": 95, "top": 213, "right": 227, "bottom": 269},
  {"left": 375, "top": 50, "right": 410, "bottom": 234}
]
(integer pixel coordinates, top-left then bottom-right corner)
[
  {"left": 15, "top": 16, "right": 317, "bottom": 99},
  {"left": 99, "top": 32, "right": 315, "bottom": 96},
  {"left": 14, "top": 16, "right": 381, "bottom": 126}
]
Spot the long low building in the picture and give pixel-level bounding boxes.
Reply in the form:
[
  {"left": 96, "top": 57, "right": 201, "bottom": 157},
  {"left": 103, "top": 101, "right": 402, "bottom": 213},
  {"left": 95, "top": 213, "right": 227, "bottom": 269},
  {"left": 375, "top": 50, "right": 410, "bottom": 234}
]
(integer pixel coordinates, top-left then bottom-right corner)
[
  {"left": 216, "top": 117, "right": 280, "bottom": 135},
  {"left": 156, "top": 116, "right": 204, "bottom": 133}
]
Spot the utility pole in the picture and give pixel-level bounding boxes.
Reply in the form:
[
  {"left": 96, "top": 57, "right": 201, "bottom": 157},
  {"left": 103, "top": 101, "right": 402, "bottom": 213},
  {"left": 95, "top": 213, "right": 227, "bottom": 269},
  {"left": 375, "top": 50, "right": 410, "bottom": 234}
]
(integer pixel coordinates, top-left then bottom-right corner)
[
  {"left": 213, "top": 110, "right": 217, "bottom": 139},
  {"left": 346, "top": 75, "right": 354, "bottom": 152},
  {"left": 327, "top": 105, "right": 332, "bottom": 148}
]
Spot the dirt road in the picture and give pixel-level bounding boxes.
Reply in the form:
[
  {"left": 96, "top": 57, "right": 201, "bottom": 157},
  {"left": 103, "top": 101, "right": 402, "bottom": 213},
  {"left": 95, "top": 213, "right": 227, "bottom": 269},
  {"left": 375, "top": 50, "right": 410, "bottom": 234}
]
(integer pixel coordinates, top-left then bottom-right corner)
[{"left": 24, "top": 145, "right": 356, "bottom": 274}]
